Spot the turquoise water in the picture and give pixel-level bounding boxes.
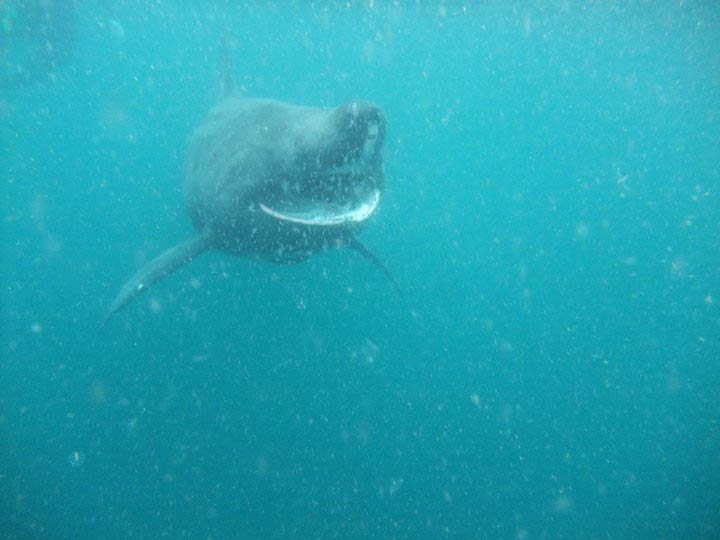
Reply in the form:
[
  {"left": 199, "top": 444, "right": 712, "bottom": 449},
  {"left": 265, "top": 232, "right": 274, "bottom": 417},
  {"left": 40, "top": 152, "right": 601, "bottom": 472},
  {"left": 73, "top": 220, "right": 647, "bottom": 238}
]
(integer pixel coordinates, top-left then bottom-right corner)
[{"left": 2, "top": 2, "right": 719, "bottom": 538}]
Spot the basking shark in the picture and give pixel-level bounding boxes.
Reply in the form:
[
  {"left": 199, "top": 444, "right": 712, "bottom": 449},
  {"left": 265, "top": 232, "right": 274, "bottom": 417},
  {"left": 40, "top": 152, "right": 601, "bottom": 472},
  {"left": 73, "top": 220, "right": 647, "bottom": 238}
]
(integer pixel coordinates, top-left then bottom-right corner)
[{"left": 105, "top": 89, "right": 397, "bottom": 320}]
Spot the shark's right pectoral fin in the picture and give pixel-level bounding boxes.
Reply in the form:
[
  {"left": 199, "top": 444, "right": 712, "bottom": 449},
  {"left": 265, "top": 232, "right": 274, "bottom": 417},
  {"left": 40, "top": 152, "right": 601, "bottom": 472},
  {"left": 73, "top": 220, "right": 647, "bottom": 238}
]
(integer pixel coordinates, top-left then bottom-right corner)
[
  {"left": 105, "top": 231, "right": 215, "bottom": 321},
  {"left": 347, "top": 237, "right": 404, "bottom": 298}
]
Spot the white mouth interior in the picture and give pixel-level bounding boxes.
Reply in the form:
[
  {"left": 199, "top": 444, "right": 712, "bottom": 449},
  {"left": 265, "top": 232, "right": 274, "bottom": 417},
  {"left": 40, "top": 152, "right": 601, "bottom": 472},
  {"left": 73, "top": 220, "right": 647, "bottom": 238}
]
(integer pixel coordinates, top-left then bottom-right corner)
[{"left": 259, "top": 189, "right": 380, "bottom": 226}]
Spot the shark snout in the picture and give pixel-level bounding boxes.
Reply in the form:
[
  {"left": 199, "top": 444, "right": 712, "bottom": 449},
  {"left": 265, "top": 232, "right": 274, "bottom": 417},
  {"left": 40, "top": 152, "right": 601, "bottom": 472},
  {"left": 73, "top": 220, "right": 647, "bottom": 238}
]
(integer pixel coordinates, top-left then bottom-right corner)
[{"left": 331, "top": 101, "right": 386, "bottom": 167}]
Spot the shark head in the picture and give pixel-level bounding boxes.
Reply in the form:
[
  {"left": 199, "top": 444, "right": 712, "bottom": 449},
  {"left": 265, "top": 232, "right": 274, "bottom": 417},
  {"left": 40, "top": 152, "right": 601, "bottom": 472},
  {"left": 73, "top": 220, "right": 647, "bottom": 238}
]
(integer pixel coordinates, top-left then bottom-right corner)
[
  {"left": 183, "top": 97, "right": 389, "bottom": 261},
  {"left": 257, "top": 100, "right": 387, "bottom": 228}
]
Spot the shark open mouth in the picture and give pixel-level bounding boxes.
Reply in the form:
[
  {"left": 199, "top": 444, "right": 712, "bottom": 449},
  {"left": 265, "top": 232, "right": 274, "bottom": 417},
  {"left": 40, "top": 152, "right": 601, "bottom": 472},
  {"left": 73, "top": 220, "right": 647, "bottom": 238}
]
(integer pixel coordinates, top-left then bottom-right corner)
[
  {"left": 259, "top": 188, "right": 379, "bottom": 226},
  {"left": 258, "top": 163, "right": 383, "bottom": 227}
]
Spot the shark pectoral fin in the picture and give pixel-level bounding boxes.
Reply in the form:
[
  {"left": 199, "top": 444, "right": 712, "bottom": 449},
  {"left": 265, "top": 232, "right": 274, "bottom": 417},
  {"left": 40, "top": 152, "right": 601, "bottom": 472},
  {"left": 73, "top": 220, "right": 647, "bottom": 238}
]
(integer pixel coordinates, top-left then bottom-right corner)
[
  {"left": 105, "top": 231, "right": 215, "bottom": 321},
  {"left": 347, "top": 238, "right": 404, "bottom": 297}
]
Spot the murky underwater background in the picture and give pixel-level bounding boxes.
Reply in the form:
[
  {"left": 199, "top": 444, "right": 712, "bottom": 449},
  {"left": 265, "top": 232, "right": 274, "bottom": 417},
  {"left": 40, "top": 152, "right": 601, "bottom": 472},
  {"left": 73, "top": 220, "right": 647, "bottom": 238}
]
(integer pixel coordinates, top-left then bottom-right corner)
[{"left": 1, "top": 1, "right": 719, "bottom": 538}]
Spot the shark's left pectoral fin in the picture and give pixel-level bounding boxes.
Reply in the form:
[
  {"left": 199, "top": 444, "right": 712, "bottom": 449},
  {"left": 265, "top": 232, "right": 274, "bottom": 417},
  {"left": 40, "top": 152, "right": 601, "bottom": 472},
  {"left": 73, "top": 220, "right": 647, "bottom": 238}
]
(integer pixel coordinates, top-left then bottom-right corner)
[
  {"left": 347, "top": 238, "right": 403, "bottom": 297},
  {"left": 105, "top": 231, "right": 215, "bottom": 322}
]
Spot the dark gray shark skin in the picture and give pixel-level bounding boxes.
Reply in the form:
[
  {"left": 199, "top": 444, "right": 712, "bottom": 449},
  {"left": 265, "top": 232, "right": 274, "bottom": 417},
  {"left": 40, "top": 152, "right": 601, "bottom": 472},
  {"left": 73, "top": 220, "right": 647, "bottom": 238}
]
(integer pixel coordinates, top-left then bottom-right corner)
[{"left": 106, "top": 95, "right": 397, "bottom": 320}]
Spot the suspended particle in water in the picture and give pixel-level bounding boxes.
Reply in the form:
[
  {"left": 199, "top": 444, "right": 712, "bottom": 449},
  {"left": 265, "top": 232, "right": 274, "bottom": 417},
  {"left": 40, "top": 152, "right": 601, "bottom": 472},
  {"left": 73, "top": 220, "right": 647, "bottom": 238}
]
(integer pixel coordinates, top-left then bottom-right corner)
[{"left": 68, "top": 451, "right": 85, "bottom": 468}]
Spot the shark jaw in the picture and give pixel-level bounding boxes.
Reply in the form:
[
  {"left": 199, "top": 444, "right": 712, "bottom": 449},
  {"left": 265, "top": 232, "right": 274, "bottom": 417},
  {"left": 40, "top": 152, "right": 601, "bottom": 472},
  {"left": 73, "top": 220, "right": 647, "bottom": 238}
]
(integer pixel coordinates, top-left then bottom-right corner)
[{"left": 259, "top": 188, "right": 380, "bottom": 226}]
